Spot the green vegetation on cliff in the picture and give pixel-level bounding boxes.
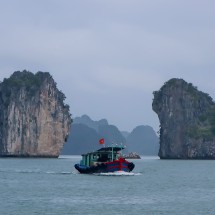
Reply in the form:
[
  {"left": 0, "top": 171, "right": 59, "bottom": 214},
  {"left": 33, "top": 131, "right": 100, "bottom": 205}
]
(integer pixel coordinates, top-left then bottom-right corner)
[
  {"left": 1, "top": 70, "right": 51, "bottom": 103},
  {"left": 1, "top": 70, "right": 69, "bottom": 113},
  {"left": 2, "top": 70, "right": 52, "bottom": 90},
  {"left": 188, "top": 107, "right": 215, "bottom": 140},
  {"left": 154, "top": 78, "right": 215, "bottom": 142},
  {"left": 0, "top": 70, "right": 72, "bottom": 157},
  {"left": 153, "top": 78, "right": 215, "bottom": 159}
]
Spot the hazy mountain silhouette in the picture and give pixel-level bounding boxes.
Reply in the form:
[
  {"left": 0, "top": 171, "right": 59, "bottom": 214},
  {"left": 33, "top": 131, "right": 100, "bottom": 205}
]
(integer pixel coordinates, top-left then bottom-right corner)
[
  {"left": 126, "top": 125, "right": 159, "bottom": 155},
  {"left": 61, "top": 115, "right": 159, "bottom": 155},
  {"left": 62, "top": 115, "right": 125, "bottom": 155},
  {"left": 98, "top": 124, "right": 126, "bottom": 145},
  {"left": 121, "top": 131, "right": 130, "bottom": 139},
  {"left": 73, "top": 114, "right": 108, "bottom": 132},
  {"left": 61, "top": 123, "right": 100, "bottom": 155}
]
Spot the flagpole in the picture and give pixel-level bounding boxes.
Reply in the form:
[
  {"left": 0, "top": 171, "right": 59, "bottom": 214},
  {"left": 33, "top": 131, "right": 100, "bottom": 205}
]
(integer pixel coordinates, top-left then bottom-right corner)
[{"left": 112, "top": 142, "right": 114, "bottom": 161}]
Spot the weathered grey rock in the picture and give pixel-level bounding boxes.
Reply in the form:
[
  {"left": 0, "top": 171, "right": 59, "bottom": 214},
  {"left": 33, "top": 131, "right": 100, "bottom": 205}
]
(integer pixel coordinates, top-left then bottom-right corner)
[
  {"left": 0, "top": 70, "right": 72, "bottom": 157},
  {"left": 152, "top": 78, "right": 215, "bottom": 159}
]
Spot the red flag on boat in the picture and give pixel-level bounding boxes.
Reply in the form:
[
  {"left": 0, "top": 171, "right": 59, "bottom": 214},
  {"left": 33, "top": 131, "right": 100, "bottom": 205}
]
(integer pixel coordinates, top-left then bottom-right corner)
[{"left": 99, "top": 138, "right": 105, "bottom": 144}]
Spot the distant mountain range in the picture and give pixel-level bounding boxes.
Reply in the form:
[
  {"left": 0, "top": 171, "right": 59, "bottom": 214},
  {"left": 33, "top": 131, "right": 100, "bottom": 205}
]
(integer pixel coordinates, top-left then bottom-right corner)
[
  {"left": 61, "top": 115, "right": 159, "bottom": 155},
  {"left": 126, "top": 125, "right": 159, "bottom": 155}
]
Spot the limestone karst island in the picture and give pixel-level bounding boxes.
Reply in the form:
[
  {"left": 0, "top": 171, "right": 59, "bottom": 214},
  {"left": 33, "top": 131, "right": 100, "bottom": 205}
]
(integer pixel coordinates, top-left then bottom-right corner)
[
  {"left": 0, "top": 71, "right": 72, "bottom": 157},
  {"left": 1, "top": 72, "right": 215, "bottom": 160},
  {"left": 153, "top": 78, "right": 215, "bottom": 159}
]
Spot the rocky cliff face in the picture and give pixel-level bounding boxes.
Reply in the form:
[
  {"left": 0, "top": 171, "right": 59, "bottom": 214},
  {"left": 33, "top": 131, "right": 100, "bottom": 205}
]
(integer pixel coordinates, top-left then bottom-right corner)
[
  {"left": 152, "top": 78, "right": 215, "bottom": 159},
  {"left": 0, "top": 71, "right": 72, "bottom": 157}
]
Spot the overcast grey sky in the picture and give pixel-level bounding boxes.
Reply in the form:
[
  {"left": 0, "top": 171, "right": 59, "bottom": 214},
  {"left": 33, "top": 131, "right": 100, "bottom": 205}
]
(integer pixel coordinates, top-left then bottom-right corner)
[{"left": 0, "top": 0, "right": 215, "bottom": 132}]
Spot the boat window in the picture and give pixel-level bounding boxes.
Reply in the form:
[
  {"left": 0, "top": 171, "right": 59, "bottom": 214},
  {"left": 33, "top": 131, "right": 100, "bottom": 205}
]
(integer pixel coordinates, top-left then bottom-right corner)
[
  {"left": 97, "top": 154, "right": 108, "bottom": 162},
  {"left": 94, "top": 154, "right": 100, "bottom": 159}
]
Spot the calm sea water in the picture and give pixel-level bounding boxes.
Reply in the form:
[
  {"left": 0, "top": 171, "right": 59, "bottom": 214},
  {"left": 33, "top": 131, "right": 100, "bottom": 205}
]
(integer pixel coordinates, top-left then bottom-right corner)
[{"left": 0, "top": 156, "right": 215, "bottom": 215}]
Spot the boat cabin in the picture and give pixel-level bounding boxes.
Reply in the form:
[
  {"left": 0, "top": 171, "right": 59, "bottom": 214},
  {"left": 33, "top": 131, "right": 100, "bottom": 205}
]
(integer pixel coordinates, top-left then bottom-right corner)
[{"left": 80, "top": 146, "right": 124, "bottom": 167}]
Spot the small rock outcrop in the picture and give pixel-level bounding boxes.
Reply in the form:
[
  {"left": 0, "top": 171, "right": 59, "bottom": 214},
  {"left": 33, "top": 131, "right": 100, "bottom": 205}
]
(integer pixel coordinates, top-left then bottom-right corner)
[
  {"left": 123, "top": 152, "right": 141, "bottom": 159},
  {"left": 152, "top": 78, "right": 215, "bottom": 159},
  {"left": 0, "top": 70, "right": 72, "bottom": 157}
]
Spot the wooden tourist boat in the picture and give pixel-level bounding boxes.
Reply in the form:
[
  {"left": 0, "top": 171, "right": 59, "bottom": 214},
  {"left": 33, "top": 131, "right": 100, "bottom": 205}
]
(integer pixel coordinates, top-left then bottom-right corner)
[{"left": 74, "top": 146, "right": 135, "bottom": 174}]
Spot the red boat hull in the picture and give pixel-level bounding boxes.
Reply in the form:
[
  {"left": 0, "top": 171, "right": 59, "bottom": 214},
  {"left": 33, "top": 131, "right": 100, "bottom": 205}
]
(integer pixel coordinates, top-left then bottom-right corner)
[{"left": 75, "top": 158, "right": 135, "bottom": 174}]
